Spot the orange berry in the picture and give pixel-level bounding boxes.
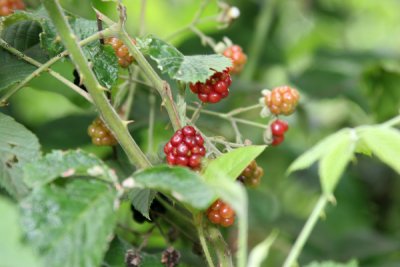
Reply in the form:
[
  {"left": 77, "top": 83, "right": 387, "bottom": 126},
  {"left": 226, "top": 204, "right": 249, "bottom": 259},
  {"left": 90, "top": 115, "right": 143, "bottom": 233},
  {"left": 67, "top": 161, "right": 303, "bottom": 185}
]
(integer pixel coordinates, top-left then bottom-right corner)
[{"left": 265, "top": 86, "right": 300, "bottom": 115}]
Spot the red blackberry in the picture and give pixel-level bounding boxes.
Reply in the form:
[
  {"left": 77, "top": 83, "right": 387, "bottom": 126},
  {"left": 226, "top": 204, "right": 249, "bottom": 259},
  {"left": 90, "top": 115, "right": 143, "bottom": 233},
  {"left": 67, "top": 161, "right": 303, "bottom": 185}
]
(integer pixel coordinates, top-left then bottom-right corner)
[
  {"left": 0, "top": 0, "right": 25, "bottom": 16},
  {"left": 88, "top": 118, "right": 117, "bottom": 146},
  {"left": 189, "top": 69, "right": 232, "bottom": 104},
  {"left": 270, "top": 119, "right": 288, "bottom": 146},
  {"left": 264, "top": 86, "right": 300, "bottom": 115},
  {"left": 237, "top": 160, "right": 264, "bottom": 187},
  {"left": 206, "top": 199, "right": 235, "bottom": 227},
  {"left": 223, "top": 45, "right": 247, "bottom": 74},
  {"left": 105, "top": 37, "right": 135, "bottom": 68},
  {"left": 164, "top": 126, "right": 206, "bottom": 169}
]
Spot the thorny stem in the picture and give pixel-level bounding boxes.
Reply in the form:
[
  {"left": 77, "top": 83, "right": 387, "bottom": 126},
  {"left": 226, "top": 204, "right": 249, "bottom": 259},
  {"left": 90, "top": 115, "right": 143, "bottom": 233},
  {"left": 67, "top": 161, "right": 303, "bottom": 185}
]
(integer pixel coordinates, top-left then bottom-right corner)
[
  {"left": 42, "top": 0, "right": 151, "bottom": 169},
  {"left": 0, "top": 25, "right": 118, "bottom": 106},
  {"left": 283, "top": 195, "right": 329, "bottom": 267},
  {"left": 147, "top": 93, "right": 156, "bottom": 153},
  {"left": 231, "top": 119, "right": 243, "bottom": 144},
  {"left": 120, "top": 67, "right": 138, "bottom": 120},
  {"left": 190, "top": 103, "right": 204, "bottom": 124},
  {"left": 118, "top": 30, "right": 182, "bottom": 131},
  {"left": 207, "top": 227, "right": 234, "bottom": 267},
  {"left": 195, "top": 213, "right": 216, "bottom": 267},
  {"left": 190, "top": 25, "right": 217, "bottom": 51}
]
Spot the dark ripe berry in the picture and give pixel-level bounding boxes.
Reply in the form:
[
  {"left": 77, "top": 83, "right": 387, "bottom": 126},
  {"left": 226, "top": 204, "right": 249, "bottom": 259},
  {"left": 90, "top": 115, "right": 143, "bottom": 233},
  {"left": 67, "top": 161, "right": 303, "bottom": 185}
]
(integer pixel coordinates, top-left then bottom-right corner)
[
  {"left": 237, "top": 160, "right": 264, "bottom": 187},
  {"left": 265, "top": 86, "right": 300, "bottom": 115},
  {"left": 223, "top": 45, "right": 247, "bottom": 74},
  {"left": 73, "top": 69, "right": 87, "bottom": 92},
  {"left": 88, "top": 118, "right": 117, "bottom": 146},
  {"left": 164, "top": 126, "right": 206, "bottom": 169},
  {"left": 189, "top": 69, "right": 232, "bottom": 104},
  {"left": 0, "top": 0, "right": 25, "bottom": 16},
  {"left": 206, "top": 199, "right": 235, "bottom": 227},
  {"left": 271, "top": 119, "right": 289, "bottom": 136},
  {"left": 104, "top": 37, "right": 135, "bottom": 68}
]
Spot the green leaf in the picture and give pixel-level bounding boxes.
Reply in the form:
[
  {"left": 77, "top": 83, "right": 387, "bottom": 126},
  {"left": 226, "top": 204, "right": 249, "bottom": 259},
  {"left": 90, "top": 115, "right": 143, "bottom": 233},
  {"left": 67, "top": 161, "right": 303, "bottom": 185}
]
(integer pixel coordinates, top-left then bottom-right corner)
[
  {"left": 41, "top": 17, "right": 119, "bottom": 88},
  {"left": 0, "top": 196, "right": 42, "bottom": 267},
  {"left": 305, "top": 260, "right": 358, "bottom": 267},
  {"left": 128, "top": 188, "right": 156, "bottom": 220},
  {"left": 138, "top": 35, "right": 232, "bottom": 83},
  {"left": 202, "top": 145, "right": 266, "bottom": 183},
  {"left": 132, "top": 165, "right": 216, "bottom": 210},
  {"left": 0, "top": 19, "right": 47, "bottom": 91},
  {"left": 24, "top": 150, "right": 117, "bottom": 188},
  {"left": 359, "top": 126, "right": 400, "bottom": 174},
  {"left": 0, "top": 112, "right": 41, "bottom": 199},
  {"left": 247, "top": 230, "right": 279, "bottom": 267},
  {"left": 288, "top": 130, "right": 348, "bottom": 174},
  {"left": 103, "top": 237, "right": 131, "bottom": 267},
  {"left": 319, "top": 129, "right": 355, "bottom": 195},
  {"left": 21, "top": 179, "right": 117, "bottom": 267}
]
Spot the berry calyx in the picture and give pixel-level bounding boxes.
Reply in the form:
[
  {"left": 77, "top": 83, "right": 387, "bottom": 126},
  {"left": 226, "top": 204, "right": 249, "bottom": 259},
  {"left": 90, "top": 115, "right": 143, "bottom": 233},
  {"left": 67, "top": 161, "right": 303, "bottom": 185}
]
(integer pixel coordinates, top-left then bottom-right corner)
[
  {"left": 270, "top": 119, "right": 289, "bottom": 146},
  {"left": 164, "top": 126, "right": 206, "bottom": 169},
  {"left": 104, "top": 37, "right": 135, "bottom": 68},
  {"left": 189, "top": 69, "right": 232, "bottom": 104},
  {"left": 88, "top": 118, "right": 117, "bottom": 146},
  {"left": 223, "top": 45, "right": 247, "bottom": 74},
  {"left": 0, "top": 0, "right": 25, "bottom": 16},
  {"left": 206, "top": 199, "right": 235, "bottom": 227},
  {"left": 264, "top": 86, "right": 300, "bottom": 115},
  {"left": 237, "top": 160, "right": 264, "bottom": 187}
]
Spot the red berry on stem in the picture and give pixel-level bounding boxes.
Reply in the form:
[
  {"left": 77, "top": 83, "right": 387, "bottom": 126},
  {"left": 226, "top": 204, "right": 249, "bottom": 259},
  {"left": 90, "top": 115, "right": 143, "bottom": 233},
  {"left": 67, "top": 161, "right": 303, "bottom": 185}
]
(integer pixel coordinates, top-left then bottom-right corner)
[
  {"left": 223, "top": 45, "right": 247, "bottom": 74},
  {"left": 164, "top": 126, "right": 206, "bottom": 169},
  {"left": 189, "top": 69, "right": 231, "bottom": 104},
  {"left": 271, "top": 120, "right": 289, "bottom": 136},
  {"left": 206, "top": 199, "right": 235, "bottom": 227}
]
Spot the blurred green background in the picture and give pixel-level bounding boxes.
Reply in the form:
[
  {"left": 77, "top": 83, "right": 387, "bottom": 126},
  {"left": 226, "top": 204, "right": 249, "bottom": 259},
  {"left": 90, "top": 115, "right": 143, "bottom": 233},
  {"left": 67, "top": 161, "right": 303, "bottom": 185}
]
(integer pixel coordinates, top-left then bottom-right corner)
[{"left": 3, "top": 0, "right": 400, "bottom": 266}]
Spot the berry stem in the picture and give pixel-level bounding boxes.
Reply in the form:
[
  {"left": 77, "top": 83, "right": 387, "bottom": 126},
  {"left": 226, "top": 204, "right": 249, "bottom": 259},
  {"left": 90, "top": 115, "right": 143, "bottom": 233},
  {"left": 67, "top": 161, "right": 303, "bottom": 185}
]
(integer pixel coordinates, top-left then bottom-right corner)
[
  {"left": 0, "top": 24, "right": 117, "bottom": 106},
  {"left": 207, "top": 227, "right": 234, "bottom": 267},
  {"left": 187, "top": 105, "right": 268, "bottom": 129},
  {"left": 118, "top": 30, "right": 182, "bottom": 131},
  {"left": 195, "top": 213, "right": 216, "bottom": 267},
  {"left": 226, "top": 103, "right": 263, "bottom": 117},
  {"left": 382, "top": 114, "right": 400, "bottom": 127},
  {"left": 147, "top": 92, "right": 156, "bottom": 153},
  {"left": 42, "top": 0, "right": 151, "bottom": 169},
  {"left": 283, "top": 195, "right": 329, "bottom": 267}
]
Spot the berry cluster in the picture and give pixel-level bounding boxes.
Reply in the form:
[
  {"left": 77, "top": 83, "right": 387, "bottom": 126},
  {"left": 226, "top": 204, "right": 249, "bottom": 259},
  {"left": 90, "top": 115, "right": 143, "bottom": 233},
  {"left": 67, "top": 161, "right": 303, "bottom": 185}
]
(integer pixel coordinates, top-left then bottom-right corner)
[
  {"left": 105, "top": 37, "right": 135, "bottom": 68},
  {"left": 206, "top": 199, "right": 235, "bottom": 227},
  {"left": 223, "top": 45, "right": 247, "bottom": 74},
  {"left": 0, "top": 0, "right": 25, "bottom": 16},
  {"left": 189, "top": 69, "right": 232, "bottom": 104},
  {"left": 87, "top": 118, "right": 117, "bottom": 146},
  {"left": 237, "top": 160, "right": 264, "bottom": 187},
  {"left": 164, "top": 126, "right": 206, "bottom": 169},
  {"left": 264, "top": 86, "right": 300, "bottom": 115},
  {"left": 270, "top": 119, "right": 288, "bottom": 146}
]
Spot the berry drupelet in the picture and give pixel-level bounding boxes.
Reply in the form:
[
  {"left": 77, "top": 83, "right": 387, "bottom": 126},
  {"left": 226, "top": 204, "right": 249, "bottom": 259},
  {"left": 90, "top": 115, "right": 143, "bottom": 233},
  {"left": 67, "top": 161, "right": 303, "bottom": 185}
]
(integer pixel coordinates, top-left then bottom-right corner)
[
  {"left": 237, "top": 160, "right": 264, "bottom": 187},
  {"left": 0, "top": 0, "right": 25, "bottom": 16},
  {"left": 104, "top": 37, "right": 135, "bottom": 68},
  {"left": 189, "top": 69, "right": 232, "bottom": 104},
  {"left": 223, "top": 45, "right": 247, "bottom": 74},
  {"left": 164, "top": 126, "right": 206, "bottom": 169},
  {"left": 87, "top": 118, "right": 117, "bottom": 146},
  {"left": 264, "top": 86, "right": 300, "bottom": 115},
  {"left": 206, "top": 199, "right": 235, "bottom": 227},
  {"left": 270, "top": 119, "right": 289, "bottom": 146}
]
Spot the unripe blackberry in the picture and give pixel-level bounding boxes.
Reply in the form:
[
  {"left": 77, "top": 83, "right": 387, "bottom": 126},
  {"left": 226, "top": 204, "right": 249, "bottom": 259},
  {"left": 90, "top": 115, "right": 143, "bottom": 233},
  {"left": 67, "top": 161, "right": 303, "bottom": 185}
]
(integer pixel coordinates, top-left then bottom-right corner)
[
  {"left": 270, "top": 119, "right": 289, "bottom": 146},
  {"left": 264, "top": 86, "right": 300, "bottom": 115},
  {"left": 189, "top": 69, "right": 232, "bottom": 104},
  {"left": 87, "top": 118, "right": 117, "bottom": 146},
  {"left": 0, "top": 0, "right": 25, "bottom": 16},
  {"left": 164, "top": 126, "right": 206, "bottom": 169},
  {"left": 206, "top": 199, "right": 235, "bottom": 227},
  {"left": 104, "top": 37, "right": 135, "bottom": 68},
  {"left": 237, "top": 160, "right": 264, "bottom": 187},
  {"left": 223, "top": 45, "right": 247, "bottom": 74}
]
